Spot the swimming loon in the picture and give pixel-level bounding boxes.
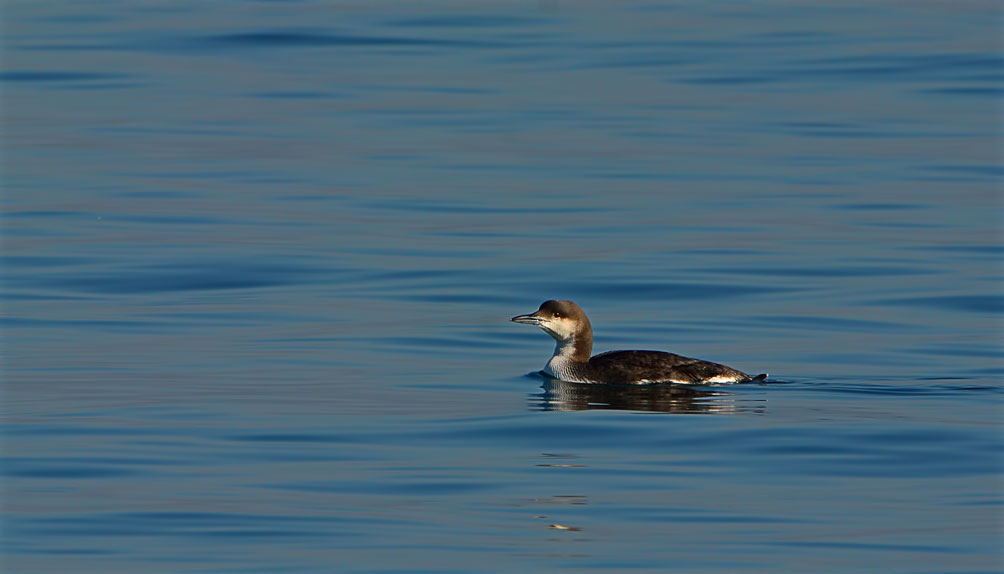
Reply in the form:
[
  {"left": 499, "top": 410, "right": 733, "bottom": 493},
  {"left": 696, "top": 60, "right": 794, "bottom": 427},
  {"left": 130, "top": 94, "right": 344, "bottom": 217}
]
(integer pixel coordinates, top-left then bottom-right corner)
[{"left": 511, "top": 300, "right": 766, "bottom": 385}]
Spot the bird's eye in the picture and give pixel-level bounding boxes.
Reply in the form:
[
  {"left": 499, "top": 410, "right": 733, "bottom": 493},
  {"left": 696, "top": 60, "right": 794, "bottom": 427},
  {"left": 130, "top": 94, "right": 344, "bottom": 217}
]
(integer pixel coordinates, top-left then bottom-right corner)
[{"left": 554, "top": 312, "right": 562, "bottom": 318}]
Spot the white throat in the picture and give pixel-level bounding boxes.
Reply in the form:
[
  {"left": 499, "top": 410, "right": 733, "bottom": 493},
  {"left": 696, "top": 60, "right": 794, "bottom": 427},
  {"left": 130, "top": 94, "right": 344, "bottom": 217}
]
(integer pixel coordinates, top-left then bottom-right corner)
[
  {"left": 543, "top": 337, "right": 581, "bottom": 380},
  {"left": 552, "top": 337, "right": 577, "bottom": 358}
]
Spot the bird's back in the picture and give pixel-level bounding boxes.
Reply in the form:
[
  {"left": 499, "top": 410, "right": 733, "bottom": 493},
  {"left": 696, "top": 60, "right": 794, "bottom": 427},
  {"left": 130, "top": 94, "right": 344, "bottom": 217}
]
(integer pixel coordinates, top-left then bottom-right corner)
[{"left": 587, "top": 350, "right": 751, "bottom": 384}]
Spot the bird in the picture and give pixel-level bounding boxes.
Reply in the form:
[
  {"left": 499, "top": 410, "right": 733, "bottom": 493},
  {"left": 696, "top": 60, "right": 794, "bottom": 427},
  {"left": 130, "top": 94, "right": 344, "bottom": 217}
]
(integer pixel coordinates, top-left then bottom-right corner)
[{"left": 511, "top": 300, "right": 766, "bottom": 385}]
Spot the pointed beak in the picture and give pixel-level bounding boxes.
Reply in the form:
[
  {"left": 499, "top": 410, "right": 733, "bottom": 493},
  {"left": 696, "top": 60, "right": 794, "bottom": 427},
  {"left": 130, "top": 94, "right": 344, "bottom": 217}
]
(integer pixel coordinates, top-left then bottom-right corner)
[{"left": 511, "top": 313, "right": 543, "bottom": 325}]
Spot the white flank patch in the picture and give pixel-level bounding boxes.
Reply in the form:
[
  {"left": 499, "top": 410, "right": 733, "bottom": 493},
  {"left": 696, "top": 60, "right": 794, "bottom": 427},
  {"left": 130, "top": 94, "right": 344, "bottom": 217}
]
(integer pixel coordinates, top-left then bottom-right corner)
[{"left": 702, "top": 375, "right": 743, "bottom": 384}]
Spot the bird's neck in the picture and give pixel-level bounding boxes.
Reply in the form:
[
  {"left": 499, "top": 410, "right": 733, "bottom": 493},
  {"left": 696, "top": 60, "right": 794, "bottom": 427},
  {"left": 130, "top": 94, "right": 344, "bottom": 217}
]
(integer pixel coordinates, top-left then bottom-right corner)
[{"left": 552, "top": 329, "right": 592, "bottom": 363}]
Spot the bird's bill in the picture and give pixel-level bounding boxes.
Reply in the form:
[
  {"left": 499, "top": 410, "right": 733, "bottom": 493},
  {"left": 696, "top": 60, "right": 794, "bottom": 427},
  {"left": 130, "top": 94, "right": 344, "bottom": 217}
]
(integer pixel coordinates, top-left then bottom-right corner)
[{"left": 510, "top": 313, "right": 544, "bottom": 325}]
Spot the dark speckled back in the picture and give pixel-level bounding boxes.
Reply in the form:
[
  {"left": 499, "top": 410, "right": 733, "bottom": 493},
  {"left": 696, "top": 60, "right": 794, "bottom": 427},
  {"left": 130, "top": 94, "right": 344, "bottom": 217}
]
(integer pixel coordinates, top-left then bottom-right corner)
[{"left": 587, "top": 350, "right": 750, "bottom": 384}]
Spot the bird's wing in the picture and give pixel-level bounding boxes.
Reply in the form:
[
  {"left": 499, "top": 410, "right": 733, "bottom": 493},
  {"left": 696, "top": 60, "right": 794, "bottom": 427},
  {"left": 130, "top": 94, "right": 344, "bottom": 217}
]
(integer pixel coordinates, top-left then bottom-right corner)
[{"left": 588, "top": 350, "right": 709, "bottom": 383}]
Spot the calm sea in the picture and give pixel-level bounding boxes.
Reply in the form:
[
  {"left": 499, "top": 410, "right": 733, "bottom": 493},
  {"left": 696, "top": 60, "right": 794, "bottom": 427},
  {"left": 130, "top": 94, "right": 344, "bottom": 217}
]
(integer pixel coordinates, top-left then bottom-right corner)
[{"left": 3, "top": 1, "right": 1002, "bottom": 573}]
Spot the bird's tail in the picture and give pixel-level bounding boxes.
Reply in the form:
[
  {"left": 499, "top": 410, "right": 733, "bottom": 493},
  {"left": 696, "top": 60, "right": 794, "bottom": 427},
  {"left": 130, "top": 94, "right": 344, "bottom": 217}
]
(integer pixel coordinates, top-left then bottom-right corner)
[{"left": 749, "top": 373, "right": 768, "bottom": 382}]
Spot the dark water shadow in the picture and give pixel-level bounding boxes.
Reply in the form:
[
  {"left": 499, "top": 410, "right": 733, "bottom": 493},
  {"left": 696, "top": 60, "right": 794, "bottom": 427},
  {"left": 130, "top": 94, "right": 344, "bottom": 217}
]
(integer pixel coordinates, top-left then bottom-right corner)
[{"left": 530, "top": 376, "right": 766, "bottom": 414}]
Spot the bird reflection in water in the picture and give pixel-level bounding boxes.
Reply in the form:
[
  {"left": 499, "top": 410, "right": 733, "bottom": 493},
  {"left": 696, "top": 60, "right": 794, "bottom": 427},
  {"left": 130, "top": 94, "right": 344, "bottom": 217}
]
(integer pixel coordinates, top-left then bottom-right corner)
[{"left": 531, "top": 378, "right": 766, "bottom": 414}]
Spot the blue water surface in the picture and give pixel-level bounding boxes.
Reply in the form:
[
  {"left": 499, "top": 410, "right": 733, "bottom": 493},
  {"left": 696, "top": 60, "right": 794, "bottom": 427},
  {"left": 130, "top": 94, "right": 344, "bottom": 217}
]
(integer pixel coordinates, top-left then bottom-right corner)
[{"left": 3, "top": 1, "right": 1002, "bottom": 573}]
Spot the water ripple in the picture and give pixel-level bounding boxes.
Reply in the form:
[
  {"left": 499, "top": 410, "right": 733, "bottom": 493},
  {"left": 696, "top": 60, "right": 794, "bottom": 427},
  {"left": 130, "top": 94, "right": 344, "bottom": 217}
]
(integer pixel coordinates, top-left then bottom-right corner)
[
  {"left": 388, "top": 15, "right": 550, "bottom": 29},
  {"left": 878, "top": 294, "right": 1004, "bottom": 314},
  {"left": 0, "top": 71, "right": 129, "bottom": 82},
  {"left": 204, "top": 30, "right": 492, "bottom": 49},
  {"left": 19, "top": 259, "right": 330, "bottom": 295}
]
